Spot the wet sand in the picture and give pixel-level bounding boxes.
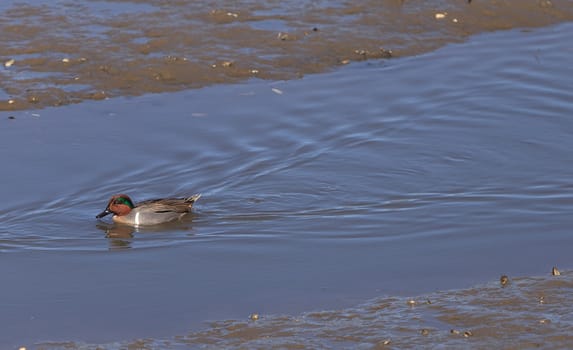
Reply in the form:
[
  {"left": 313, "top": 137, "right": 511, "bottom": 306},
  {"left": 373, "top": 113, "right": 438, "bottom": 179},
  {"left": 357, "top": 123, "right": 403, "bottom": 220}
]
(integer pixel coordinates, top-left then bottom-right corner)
[
  {"left": 36, "top": 270, "right": 573, "bottom": 349},
  {"left": 1, "top": 0, "right": 573, "bottom": 111}
]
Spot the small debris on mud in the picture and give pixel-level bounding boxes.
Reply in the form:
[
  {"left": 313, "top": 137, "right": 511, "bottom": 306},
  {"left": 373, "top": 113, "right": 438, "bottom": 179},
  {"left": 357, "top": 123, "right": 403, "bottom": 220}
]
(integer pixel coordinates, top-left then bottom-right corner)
[
  {"left": 277, "top": 32, "right": 290, "bottom": 41},
  {"left": 380, "top": 48, "right": 393, "bottom": 58},
  {"left": 500, "top": 275, "right": 509, "bottom": 286}
]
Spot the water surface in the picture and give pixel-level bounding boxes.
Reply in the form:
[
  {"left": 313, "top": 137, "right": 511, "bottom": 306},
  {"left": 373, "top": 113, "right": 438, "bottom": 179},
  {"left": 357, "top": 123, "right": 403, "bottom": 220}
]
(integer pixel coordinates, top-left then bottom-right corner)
[{"left": 1, "top": 21, "right": 573, "bottom": 349}]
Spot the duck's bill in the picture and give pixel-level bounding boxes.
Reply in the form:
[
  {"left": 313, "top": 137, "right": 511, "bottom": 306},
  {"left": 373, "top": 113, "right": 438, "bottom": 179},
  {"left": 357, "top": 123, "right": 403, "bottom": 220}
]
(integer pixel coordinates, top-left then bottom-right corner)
[{"left": 96, "top": 209, "right": 111, "bottom": 219}]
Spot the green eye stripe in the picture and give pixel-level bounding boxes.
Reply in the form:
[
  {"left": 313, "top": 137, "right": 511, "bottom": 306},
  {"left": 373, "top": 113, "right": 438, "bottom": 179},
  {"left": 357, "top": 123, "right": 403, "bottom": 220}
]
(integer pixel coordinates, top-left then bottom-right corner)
[{"left": 115, "top": 197, "right": 134, "bottom": 208}]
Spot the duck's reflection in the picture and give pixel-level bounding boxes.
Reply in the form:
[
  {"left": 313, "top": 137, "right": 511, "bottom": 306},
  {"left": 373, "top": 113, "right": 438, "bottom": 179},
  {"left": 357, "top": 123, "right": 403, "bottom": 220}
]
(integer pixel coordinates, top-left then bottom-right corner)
[
  {"left": 96, "top": 222, "right": 135, "bottom": 250},
  {"left": 96, "top": 219, "right": 196, "bottom": 251}
]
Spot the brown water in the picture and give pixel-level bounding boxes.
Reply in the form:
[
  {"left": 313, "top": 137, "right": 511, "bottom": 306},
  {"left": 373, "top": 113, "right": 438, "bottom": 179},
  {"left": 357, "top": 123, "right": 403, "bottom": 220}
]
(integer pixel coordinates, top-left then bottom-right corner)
[{"left": 1, "top": 2, "right": 573, "bottom": 350}]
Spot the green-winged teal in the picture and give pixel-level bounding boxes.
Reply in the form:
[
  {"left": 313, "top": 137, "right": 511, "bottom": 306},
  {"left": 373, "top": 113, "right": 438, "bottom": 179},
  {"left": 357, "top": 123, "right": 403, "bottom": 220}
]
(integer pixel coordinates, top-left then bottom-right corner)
[{"left": 96, "top": 193, "right": 201, "bottom": 226}]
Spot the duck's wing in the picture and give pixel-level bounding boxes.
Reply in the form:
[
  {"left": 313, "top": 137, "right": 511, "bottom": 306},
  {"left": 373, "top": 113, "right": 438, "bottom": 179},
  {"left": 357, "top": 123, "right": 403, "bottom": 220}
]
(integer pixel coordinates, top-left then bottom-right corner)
[{"left": 137, "top": 197, "right": 199, "bottom": 213}]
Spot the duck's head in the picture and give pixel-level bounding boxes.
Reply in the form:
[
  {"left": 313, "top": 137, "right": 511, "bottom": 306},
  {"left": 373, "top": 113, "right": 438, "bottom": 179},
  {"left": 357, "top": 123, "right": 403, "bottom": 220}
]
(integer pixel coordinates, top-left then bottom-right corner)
[{"left": 96, "top": 194, "right": 135, "bottom": 218}]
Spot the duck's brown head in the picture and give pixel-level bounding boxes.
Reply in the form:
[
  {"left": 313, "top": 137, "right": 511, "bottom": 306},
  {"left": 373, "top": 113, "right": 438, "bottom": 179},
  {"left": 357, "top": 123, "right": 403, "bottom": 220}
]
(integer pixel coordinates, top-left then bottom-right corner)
[{"left": 96, "top": 194, "right": 135, "bottom": 218}]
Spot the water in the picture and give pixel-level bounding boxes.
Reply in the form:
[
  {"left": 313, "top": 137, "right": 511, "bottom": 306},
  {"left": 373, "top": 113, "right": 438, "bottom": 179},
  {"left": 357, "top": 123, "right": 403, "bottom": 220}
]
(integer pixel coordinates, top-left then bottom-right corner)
[{"left": 1, "top": 19, "right": 572, "bottom": 350}]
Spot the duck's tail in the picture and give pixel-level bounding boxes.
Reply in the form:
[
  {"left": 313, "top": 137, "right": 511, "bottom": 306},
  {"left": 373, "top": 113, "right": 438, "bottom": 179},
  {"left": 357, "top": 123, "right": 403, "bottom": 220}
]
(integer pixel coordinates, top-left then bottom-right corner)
[{"left": 185, "top": 194, "right": 202, "bottom": 205}]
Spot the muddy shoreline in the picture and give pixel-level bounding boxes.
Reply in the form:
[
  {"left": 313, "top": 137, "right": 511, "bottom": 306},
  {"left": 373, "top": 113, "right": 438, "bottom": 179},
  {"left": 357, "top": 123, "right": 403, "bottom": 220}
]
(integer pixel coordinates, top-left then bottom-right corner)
[
  {"left": 1, "top": 0, "right": 572, "bottom": 111},
  {"left": 34, "top": 270, "right": 573, "bottom": 349}
]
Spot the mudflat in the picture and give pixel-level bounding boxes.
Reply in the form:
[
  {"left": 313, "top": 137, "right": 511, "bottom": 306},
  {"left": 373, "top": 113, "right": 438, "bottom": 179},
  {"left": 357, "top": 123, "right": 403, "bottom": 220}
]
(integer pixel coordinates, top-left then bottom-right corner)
[{"left": 1, "top": 0, "right": 572, "bottom": 110}]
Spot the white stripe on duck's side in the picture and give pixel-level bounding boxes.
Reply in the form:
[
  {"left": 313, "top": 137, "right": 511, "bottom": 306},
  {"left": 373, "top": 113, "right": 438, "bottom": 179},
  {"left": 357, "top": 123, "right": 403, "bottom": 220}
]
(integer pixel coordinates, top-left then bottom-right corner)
[{"left": 135, "top": 211, "right": 140, "bottom": 226}]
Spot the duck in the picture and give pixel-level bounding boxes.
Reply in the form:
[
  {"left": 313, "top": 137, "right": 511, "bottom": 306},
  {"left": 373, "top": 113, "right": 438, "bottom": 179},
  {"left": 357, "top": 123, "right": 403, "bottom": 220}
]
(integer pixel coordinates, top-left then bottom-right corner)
[{"left": 96, "top": 193, "right": 201, "bottom": 226}]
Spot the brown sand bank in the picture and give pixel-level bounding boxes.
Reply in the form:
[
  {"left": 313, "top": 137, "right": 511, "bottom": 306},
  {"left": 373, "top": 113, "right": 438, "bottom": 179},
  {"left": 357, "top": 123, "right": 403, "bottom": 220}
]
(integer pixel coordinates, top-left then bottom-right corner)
[
  {"left": 1, "top": 0, "right": 572, "bottom": 111},
  {"left": 35, "top": 270, "right": 573, "bottom": 349}
]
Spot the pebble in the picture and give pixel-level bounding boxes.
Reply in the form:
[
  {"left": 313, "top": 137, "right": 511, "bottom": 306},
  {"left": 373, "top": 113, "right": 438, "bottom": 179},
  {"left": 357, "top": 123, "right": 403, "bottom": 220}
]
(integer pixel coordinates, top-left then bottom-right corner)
[
  {"left": 380, "top": 48, "right": 393, "bottom": 58},
  {"left": 421, "top": 328, "right": 430, "bottom": 336},
  {"left": 500, "top": 275, "right": 509, "bottom": 286},
  {"left": 435, "top": 12, "right": 447, "bottom": 20},
  {"left": 552, "top": 266, "right": 560, "bottom": 276},
  {"left": 4, "top": 58, "right": 15, "bottom": 67},
  {"left": 249, "top": 313, "right": 259, "bottom": 321}
]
